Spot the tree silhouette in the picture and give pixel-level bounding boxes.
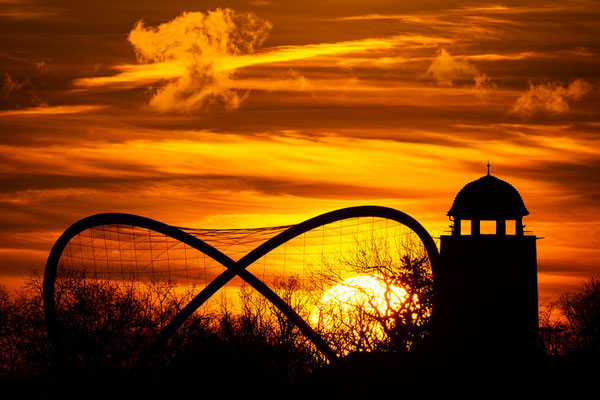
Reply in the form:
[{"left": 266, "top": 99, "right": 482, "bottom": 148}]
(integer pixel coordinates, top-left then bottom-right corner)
[
  {"left": 3, "top": 267, "right": 600, "bottom": 398},
  {"left": 538, "top": 300, "right": 569, "bottom": 356},
  {"left": 310, "top": 231, "right": 433, "bottom": 355},
  {"left": 558, "top": 274, "right": 600, "bottom": 355},
  {"left": 0, "top": 271, "right": 327, "bottom": 398},
  {"left": 0, "top": 276, "right": 49, "bottom": 383}
]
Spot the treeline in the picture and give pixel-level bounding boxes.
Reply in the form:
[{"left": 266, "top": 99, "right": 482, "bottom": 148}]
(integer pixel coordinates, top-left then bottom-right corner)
[
  {"left": 0, "top": 272, "right": 325, "bottom": 399},
  {"left": 538, "top": 274, "right": 600, "bottom": 357},
  {"left": 1, "top": 271, "right": 600, "bottom": 398}
]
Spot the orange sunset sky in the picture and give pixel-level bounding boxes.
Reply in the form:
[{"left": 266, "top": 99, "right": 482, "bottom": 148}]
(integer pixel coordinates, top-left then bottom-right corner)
[{"left": 0, "top": 0, "right": 599, "bottom": 303}]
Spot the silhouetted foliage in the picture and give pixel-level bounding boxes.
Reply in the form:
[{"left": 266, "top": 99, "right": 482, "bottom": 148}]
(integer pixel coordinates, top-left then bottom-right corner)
[
  {"left": 0, "top": 277, "right": 49, "bottom": 382},
  {"left": 557, "top": 275, "right": 600, "bottom": 355},
  {"left": 3, "top": 267, "right": 600, "bottom": 398},
  {"left": 0, "top": 271, "right": 324, "bottom": 398},
  {"left": 538, "top": 301, "right": 569, "bottom": 356},
  {"left": 310, "top": 232, "right": 433, "bottom": 355},
  {"left": 537, "top": 274, "right": 600, "bottom": 358}
]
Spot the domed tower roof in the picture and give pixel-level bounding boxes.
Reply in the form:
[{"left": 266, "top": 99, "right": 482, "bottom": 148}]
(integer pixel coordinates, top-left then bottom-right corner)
[{"left": 448, "top": 173, "right": 529, "bottom": 220}]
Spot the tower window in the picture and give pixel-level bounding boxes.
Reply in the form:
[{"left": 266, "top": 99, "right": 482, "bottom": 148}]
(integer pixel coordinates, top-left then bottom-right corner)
[
  {"left": 481, "top": 221, "right": 495, "bottom": 235},
  {"left": 506, "top": 220, "right": 516, "bottom": 235},
  {"left": 461, "top": 220, "right": 471, "bottom": 235}
]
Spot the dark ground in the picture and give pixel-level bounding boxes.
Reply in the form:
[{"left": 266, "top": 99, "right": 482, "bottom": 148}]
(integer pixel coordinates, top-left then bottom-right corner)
[
  {"left": 292, "top": 352, "right": 600, "bottom": 400},
  {"left": 2, "top": 351, "right": 598, "bottom": 399}
]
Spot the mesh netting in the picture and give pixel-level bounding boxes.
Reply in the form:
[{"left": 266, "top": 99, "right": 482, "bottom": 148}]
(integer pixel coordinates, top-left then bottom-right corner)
[
  {"left": 58, "top": 224, "right": 293, "bottom": 287},
  {"left": 57, "top": 217, "right": 419, "bottom": 296}
]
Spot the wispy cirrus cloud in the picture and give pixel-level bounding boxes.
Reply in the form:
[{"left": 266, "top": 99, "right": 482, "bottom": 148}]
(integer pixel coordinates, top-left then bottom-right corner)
[
  {"left": 0, "top": 0, "right": 56, "bottom": 19},
  {"left": 0, "top": 104, "right": 104, "bottom": 117},
  {"left": 74, "top": 35, "right": 409, "bottom": 87},
  {"left": 74, "top": 8, "right": 454, "bottom": 113}
]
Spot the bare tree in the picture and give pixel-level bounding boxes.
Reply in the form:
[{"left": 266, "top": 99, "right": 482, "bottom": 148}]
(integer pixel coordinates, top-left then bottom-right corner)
[
  {"left": 538, "top": 300, "right": 569, "bottom": 356},
  {"left": 310, "top": 229, "right": 434, "bottom": 355},
  {"left": 558, "top": 275, "right": 600, "bottom": 355}
]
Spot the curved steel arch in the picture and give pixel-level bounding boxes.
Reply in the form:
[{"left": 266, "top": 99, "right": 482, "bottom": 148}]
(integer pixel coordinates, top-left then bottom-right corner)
[
  {"left": 43, "top": 213, "right": 242, "bottom": 369},
  {"left": 43, "top": 206, "right": 440, "bottom": 368}
]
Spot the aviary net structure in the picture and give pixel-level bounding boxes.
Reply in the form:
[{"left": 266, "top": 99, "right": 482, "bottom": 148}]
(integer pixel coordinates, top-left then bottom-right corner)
[{"left": 43, "top": 206, "right": 440, "bottom": 373}]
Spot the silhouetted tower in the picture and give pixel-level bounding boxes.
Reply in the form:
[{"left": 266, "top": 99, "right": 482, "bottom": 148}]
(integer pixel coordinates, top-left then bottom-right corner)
[{"left": 436, "top": 167, "right": 538, "bottom": 358}]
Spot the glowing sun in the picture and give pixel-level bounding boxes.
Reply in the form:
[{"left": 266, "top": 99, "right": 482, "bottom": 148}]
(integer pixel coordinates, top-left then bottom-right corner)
[{"left": 310, "top": 274, "right": 407, "bottom": 338}]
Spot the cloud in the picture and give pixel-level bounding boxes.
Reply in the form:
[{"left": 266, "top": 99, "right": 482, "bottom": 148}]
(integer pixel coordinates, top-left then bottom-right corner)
[
  {"left": 473, "top": 73, "right": 497, "bottom": 100},
  {"left": 76, "top": 35, "right": 427, "bottom": 88},
  {"left": 75, "top": 11, "right": 452, "bottom": 108},
  {"left": 0, "top": 104, "right": 103, "bottom": 117},
  {"left": 426, "top": 48, "right": 478, "bottom": 86},
  {"left": 426, "top": 48, "right": 497, "bottom": 100},
  {"left": 1, "top": 72, "right": 22, "bottom": 98},
  {"left": 510, "top": 79, "right": 594, "bottom": 117},
  {"left": 127, "top": 8, "right": 272, "bottom": 113},
  {"left": 34, "top": 60, "right": 50, "bottom": 74},
  {"left": 0, "top": 72, "right": 44, "bottom": 109},
  {"left": 248, "top": 0, "right": 271, "bottom": 6},
  {"left": 0, "top": 0, "right": 55, "bottom": 19}
]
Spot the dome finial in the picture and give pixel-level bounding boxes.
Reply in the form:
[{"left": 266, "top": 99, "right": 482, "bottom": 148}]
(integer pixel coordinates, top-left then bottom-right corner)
[{"left": 487, "top": 160, "right": 491, "bottom": 175}]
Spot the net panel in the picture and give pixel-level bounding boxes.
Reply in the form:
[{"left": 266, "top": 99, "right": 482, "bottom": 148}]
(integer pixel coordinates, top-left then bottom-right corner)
[
  {"left": 246, "top": 217, "right": 410, "bottom": 284},
  {"left": 58, "top": 224, "right": 228, "bottom": 287},
  {"left": 196, "top": 216, "right": 429, "bottom": 361},
  {"left": 56, "top": 218, "right": 426, "bottom": 308},
  {"left": 180, "top": 225, "right": 292, "bottom": 262}
]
